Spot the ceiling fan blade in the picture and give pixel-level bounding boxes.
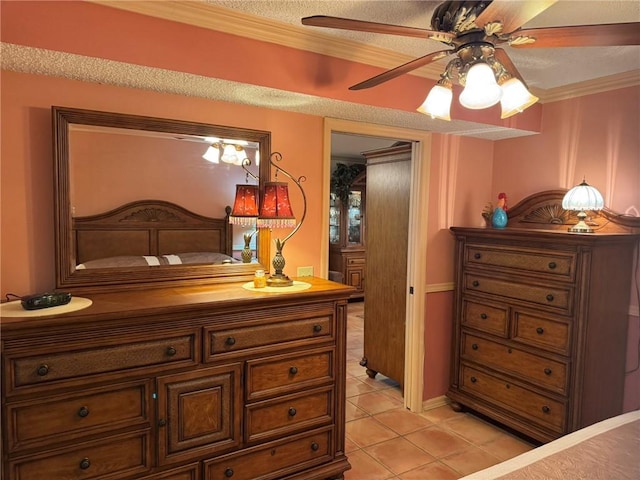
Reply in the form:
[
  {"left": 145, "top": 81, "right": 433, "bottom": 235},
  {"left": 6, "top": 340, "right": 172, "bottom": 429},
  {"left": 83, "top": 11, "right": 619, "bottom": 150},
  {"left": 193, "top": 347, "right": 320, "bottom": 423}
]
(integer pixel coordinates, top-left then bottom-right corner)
[
  {"left": 301, "top": 15, "right": 455, "bottom": 42},
  {"left": 349, "top": 49, "right": 453, "bottom": 91},
  {"left": 475, "top": 0, "right": 557, "bottom": 33},
  {"left": 510, "top": 22, "right": 640, "bottom": 48},
  {"left": 494, "top": 48, "right": 528, "bottom": 88}
]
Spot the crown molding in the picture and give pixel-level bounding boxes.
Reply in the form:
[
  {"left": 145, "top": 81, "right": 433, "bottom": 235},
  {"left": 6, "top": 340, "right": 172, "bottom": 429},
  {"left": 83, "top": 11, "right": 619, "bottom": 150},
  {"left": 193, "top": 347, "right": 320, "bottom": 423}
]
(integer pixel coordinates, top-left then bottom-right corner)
[{"left": 81, "top": 2, "right": 640, "bottom": 105}]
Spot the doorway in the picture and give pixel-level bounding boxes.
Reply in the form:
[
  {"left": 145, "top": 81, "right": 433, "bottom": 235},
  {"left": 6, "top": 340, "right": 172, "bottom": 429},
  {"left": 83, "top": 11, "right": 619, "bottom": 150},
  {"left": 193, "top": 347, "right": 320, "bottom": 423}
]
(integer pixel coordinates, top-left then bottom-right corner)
[{"left": 321, "top": 118, "right": 432, "bottom": 412}]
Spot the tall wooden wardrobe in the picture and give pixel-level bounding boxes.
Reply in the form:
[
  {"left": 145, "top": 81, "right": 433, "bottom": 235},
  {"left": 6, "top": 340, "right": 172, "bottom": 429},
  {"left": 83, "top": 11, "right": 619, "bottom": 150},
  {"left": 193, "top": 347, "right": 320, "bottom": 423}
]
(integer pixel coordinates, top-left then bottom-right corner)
[{"left": 360, "top": 142, "right": 412, "bottom": 387}]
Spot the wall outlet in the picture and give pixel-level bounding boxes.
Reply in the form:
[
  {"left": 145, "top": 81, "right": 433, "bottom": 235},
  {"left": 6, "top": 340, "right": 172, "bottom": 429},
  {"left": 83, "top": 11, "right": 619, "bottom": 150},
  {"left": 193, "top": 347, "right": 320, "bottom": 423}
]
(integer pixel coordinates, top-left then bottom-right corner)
[{"left": 297, "top": 266, "right": 314, "bottom": 277}]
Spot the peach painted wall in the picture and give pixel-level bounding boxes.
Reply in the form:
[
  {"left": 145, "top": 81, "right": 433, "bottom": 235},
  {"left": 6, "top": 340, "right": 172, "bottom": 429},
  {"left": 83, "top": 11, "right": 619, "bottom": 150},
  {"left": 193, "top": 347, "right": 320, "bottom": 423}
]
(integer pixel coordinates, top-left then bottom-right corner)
[
  {"left": 491, "top": 87, "right": 640, "bottom": 412},
  {"left": 0, "top": 70, "right": 323, "bottom": 295}
]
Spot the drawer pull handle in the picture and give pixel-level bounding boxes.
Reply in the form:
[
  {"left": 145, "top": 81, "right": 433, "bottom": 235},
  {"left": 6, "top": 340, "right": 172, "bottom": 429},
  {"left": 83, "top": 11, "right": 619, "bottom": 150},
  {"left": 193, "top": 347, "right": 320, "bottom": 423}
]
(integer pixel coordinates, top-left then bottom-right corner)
[
  {"left": 542, "top": 405, "right": 551, "bottom": 414},
  {"left": 158, "top": 419, "right": 167, "bottom": 427},
  {"left": 470, "top": 376, "right": 477, "bottom": 383},
  {"left": 311, "top": 442, "right": 319, "bottom": 451},
  {"left": 225, "top": 337, "right": 236, "bottom": 346},
  {"left": 289, "top": 366, "right": 298, "bottom": 375},
  {"left": 166, "top": 346, "right": 177, "bottom": 356},
  {"left": 472, "top": 280, "right": 480, "bottom": 287},
  {"left": 313, "top": 324, "right": 322, "bottom": 333},
  {"left": 474, "top": 253, "right": 481, "bottom": 260},
  {"left": 544, "top": 368, "right": 552, "bottom": 376},
  {"left": 36, "top": 364, "right": 49, "bottom": 376},
  {"left": 472, "top": 343, "right": 479, "bottom": 350},
  {"left": 548, "top": 262, "right": 557, "bottom": 269},
  {"left": 79, "top": 458, "right": 91, "bottom": 470},
  {"left": 480, "top": 313, "right": 488, "bottom": 320},
  {"left": 288, "top": 407, "right": 297, "bottom": 417},
  {"left": 536, "top": 327, "right": 544, "bottom": 335},
  {"left": 78, "top": 406, "right": 90, "bottom": 418},
  {"left": 546, "top": 294, "right": 554, "bottom": 302},
  {"left": 224, "top": 467, "right": 234, "bottom": 478}
]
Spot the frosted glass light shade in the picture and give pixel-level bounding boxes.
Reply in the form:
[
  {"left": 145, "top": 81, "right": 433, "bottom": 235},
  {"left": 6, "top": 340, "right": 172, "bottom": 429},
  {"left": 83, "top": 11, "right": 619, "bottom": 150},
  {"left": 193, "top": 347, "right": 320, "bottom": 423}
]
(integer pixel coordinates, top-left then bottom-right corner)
[
  {"left": 562, "top": 180, "right": 604, "bottom": 233},
  {"left": 500, "top": 78, "right": 539, "bottom": 118},
  {"left": 417, "top": 84, "right": 452, "bottom": 121},
  {"left": 221, "top": 144, "right": 246, "bottom": 165},
  {"left": 202, "top": 145, "right": 220, "bottom": 163},
  {"left": 459, "top": 63, "right": 502, "bottom": 109}
]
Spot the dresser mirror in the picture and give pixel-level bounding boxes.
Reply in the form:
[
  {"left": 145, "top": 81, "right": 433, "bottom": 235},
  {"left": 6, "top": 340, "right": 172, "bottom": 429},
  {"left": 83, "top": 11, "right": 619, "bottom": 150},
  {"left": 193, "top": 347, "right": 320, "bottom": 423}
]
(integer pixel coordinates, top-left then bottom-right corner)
[{"left": 53, "top": 106, "right": 271, "bottom": 292}]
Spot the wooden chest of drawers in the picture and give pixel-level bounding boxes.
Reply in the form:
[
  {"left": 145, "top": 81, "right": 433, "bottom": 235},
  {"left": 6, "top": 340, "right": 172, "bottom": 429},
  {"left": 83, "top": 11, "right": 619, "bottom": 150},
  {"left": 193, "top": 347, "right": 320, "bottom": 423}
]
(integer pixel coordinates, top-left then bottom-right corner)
[
  {"left": 1, "top": 278, "right": 352, "bottom": 480},
  {"left": 448, "top": 227, "right": 638, "bottom": 442}
]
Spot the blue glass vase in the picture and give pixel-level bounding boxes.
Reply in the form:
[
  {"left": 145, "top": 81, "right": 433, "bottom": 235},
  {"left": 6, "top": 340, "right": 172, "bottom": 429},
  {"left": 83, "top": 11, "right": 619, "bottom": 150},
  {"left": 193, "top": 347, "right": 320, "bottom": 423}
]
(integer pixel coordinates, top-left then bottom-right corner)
[{"left": 491, "top": 207, "right": 508, "bottom": 229}]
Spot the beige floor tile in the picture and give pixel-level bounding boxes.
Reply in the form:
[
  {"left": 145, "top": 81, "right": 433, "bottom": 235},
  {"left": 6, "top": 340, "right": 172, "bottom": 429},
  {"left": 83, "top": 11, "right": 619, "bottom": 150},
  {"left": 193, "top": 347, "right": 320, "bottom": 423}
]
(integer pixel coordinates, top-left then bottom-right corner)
[
  {"left": 420, "top": 404, "right": 467, "bottom": 424},
  {"left": 346, "top": 376, "right": 378, "bottom": 398},
  {"left": 373, "top": 408, "right": 434, "bottom": 435},
  {"left": 398, "top": 460, "right": 461, "bottom": 480},
  {"left": 405, "top": 426, "right": 473, "bottom": 458},
  {"left": 346, "top": 416, "right": 399, "bottom": 448},
  {"left": 364, "top": 437, "right": 437, "bottom": 475},
  {"left": 343, "top": 449, "right": 395, "bottom": 480},
  {"left": 477, "top": 431, "right": 536, "bottom": 461},
  {"left": 442, "top": 413, "right": 506, "bottom": 444},
  {"left": 350, "top": 390, "right": 404, "bottom": 415},
  {"left": 346, "top": 399, "right": 370, "bottom": 422},
  {"left": 440, "top": 445, "right": 503, "bottom": 476}
]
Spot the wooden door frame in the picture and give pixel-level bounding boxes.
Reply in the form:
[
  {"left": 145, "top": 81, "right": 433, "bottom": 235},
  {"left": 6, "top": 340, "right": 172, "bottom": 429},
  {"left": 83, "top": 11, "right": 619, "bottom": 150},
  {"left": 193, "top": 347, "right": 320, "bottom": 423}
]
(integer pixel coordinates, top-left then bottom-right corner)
[{"left": 321, "top": 118, "right": 431, "bottom": 412}]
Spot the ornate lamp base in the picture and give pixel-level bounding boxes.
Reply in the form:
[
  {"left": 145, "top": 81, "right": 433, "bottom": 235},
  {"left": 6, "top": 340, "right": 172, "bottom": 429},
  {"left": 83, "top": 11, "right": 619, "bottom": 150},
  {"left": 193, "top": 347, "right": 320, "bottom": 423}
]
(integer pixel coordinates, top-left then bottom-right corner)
[
  {"left": 266, "top": 273, "right": 293, "bottom": 287},
  {"left": 567, "top": 211, "right": 594, "bottom": 233}
]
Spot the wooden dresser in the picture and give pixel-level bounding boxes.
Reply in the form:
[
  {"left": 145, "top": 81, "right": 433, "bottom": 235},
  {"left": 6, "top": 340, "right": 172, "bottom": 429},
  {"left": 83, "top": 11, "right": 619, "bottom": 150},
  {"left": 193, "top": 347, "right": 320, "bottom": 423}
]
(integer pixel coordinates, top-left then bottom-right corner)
[
  {"left": 1, "top": 278, "right": 352, "bottom": 480},
  {"left": 448, "top": 191, "right": 640, "bottom": 443}
]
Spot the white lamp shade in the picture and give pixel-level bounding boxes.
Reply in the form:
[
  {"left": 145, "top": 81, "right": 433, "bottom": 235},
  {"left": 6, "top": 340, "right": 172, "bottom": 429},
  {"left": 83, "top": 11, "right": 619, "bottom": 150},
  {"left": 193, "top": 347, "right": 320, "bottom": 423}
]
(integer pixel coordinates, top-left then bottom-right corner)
[
  {"left": 417, "top": 84, "right": 452, "bottom": 121},
  {"left": 500, "top": 78, "right": 539, "bottom": 119},
  {"left": 562, "top": 180, "right": 604, "bottom": 211},
  {"left": 459, "top": 62, "right": 502, "bottom": 109},
  {"left": 202, "top": 145, "right": 220, "bottom": 163}
]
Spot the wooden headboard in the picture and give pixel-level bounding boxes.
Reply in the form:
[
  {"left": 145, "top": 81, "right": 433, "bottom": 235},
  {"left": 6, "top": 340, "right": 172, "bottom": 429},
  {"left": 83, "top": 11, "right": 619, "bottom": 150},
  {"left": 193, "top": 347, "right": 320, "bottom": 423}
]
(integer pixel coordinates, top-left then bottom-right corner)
[
  {"left": 506, "top": 190, "right": 640, "bottom": 234},
  {"left": 73, "top": 200, "right": 232, "bottom": 265}
]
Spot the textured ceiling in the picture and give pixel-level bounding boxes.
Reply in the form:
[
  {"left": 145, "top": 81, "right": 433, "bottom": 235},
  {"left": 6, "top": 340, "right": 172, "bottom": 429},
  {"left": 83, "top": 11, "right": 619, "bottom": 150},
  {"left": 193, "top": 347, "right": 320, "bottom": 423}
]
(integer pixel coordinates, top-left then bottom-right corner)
[{"left": 206, "top": 0, "right": 640, "bottom": 91}]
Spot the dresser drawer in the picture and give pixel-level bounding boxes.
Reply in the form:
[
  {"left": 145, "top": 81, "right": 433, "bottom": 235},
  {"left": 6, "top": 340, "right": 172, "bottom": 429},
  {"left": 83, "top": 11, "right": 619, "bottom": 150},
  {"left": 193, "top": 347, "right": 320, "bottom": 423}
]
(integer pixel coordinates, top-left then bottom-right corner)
[
  {"left": 466, "top": 244, "right": 576, "bottom": 281},
  {"left": 206, "top": 316, "right": 332, "bottom": 360},
  {"left": 6, "top": 380, "right": 151, "bottom": 454},
  {"left": 8, "top": 330, "right": 198, "bottom": 394},
  {"left": 246, "top": 386, "right": 333, "bottom": 443},
  {"left": 462, "top": 333, "right": 568, "bottom": 394},
  {"left": 203, "top": 428, "right": 332, "bottom": 480},
  {"left": 138, "top": 463, "right": 200, "bottom": 480},
  {"left": 246, "top": 348, "right": 334, "bottom": 401},
  {"left": 513, "top": 311, "right": 571, "bottom": 355},
  {"left": 8, "top": 430, "right": 151, "bottom": 480},
  {"left": 460, "top": 365, "right": 566, "bottom": 434},
  {"left": 464, "top": 273, "right": 573, "bottom": 315},
  {"left": 462, "top": 299, "right": 508, "bottom": 337},
  {"left": 347, "top": 255, "right": 365, "bottom": 265}
]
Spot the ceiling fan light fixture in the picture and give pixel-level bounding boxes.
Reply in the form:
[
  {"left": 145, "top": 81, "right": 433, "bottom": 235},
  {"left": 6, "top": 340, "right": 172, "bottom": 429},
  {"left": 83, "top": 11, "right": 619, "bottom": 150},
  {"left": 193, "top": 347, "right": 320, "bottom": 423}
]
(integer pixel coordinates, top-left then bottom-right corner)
[
  {"left": 459, "top": 62, "right": 502, "bottom": 110},
  {"left": 417, "top": 82, "right": 452, "bottom": 121},
  {"left": 499, "top": 77, "right": 539, "bottom": 119}
]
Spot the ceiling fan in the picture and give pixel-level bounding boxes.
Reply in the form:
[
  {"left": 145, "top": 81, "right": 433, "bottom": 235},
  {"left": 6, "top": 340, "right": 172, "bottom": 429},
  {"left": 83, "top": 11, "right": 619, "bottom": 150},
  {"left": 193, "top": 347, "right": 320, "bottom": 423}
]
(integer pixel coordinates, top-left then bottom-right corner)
[{"left": 301, "top": 0, "right": 640, "bottom": 120}]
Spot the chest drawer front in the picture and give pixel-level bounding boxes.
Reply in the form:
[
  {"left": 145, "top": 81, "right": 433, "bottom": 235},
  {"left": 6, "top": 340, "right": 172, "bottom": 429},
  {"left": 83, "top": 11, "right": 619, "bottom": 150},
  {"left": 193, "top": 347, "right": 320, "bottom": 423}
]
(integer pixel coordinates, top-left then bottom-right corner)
[
  {"left": 203, "top": 428, "right": 331, "bottom": 480},
  {"left": 206, "top": 316, "right": 332, "bottom": 359},
  {"left": 462, "top": 333, "right": 568, "bottom": 394},
  {"left": 466, "top": 245, "right": 576, "bottom": 280},
  {"left": 462, "top": 299, "right": 508, "bottom": 337},
  {"left": 464, "top": 273, "right": 573, "bottom": 314},
  {"left": 513, "top": 311, "right": 571, "bottom": 355},
  {"left": 246, "top": 386, "right": 333, "bottom": 443},
  {"left": 246, "top": 348, "right": 333, "bottom": 401},
  {"left": 6, "top": 380, "right": 151, "bottom": 454},
  {"left": 460, "top": 365, "right": 566, "bottom": 434},
  {"left": 9, "top": 430, "right": 151, "bottom": 480},
  {"left": 347, "top": 255, "right": 365, "bottom": 265},
  {"left": 9, "top": 331, "right": 197, "bottom": 393}
]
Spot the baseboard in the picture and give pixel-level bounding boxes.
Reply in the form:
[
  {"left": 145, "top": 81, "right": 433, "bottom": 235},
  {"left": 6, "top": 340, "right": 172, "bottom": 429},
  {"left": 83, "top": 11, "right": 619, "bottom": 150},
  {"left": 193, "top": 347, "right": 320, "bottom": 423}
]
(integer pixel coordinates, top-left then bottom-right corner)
[{"left": 422, "top": 395, "right": 451, "bottom": 411}]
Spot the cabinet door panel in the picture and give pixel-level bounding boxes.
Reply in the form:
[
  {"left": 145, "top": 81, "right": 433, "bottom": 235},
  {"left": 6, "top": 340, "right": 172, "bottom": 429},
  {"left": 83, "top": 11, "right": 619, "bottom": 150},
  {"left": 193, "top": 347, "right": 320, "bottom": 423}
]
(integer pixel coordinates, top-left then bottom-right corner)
[{"left": 156, "top": 364, "right": 242, "bottom": 466}]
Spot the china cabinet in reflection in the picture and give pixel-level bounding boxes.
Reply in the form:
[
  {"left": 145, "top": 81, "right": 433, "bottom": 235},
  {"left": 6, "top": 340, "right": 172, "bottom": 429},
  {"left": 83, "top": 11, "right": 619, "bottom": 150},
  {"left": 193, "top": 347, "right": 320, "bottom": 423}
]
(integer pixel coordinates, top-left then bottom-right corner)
[{"left": 329, "top": 171, "right": 366, "bottom": 299}]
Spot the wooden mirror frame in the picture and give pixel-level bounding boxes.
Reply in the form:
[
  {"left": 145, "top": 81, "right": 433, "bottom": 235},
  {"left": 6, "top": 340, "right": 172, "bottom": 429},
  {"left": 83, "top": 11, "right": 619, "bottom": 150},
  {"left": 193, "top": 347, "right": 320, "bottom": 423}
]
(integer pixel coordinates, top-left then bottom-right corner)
[{"left": 53, "top": 106, "right": 271, "bottom": 293}]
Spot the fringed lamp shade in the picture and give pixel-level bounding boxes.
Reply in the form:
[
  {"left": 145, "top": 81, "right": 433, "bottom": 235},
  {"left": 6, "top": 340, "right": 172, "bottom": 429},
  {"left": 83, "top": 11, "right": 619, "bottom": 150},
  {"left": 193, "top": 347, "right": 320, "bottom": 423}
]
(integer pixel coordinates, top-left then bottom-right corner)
[
  {"left": 561, "top": 180, "right": 604, "bottom": 233},
  {"left": 229, "top": 184, "right": 259, "bottom": 227},
  {"left": 257, "top": 182, "right": 296, "bottom": 229}
]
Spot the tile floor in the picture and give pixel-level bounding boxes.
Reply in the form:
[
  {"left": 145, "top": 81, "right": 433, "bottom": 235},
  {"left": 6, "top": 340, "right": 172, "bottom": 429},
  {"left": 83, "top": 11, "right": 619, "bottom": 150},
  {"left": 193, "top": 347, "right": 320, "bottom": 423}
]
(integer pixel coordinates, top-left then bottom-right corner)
[{"left": 343, "top": 300, "right": 536, "bottom": 479}]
